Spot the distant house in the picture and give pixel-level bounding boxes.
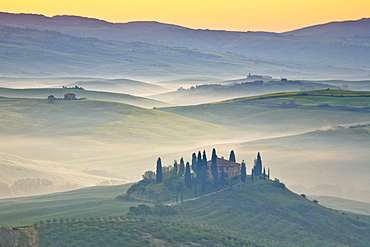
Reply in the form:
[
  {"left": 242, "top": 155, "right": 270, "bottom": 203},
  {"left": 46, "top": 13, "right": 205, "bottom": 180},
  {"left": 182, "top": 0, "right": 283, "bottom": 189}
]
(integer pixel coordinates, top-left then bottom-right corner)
[
  {"left": 328, "top": 125, "right": 345, "bottom": 131},
  {"left": 207, "top": 157, "right": 241, "bottom": 179},
  {"left": 64, "top": 93, "right": 76, "bottom": 100},
  {"left": 247, "top": 73, "right": 272, "bottom": 80}
]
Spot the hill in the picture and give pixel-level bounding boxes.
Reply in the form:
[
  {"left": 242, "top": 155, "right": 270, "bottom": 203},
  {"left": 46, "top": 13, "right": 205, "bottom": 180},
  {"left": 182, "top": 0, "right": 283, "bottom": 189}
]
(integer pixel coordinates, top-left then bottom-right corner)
[
  {"left": 0, "top": 183, "right": 133, "bottom": 226},
  {"left": 0, "top": 87, "right": 169, "bottom": 108},
  {"left": 159, "top": 90, "right": 370, "bottom": 202},
  {"left": 149, "top": 79, "right": 345, "bottom": 105},
  {"left": 0, "top": 97, "right": 227, "bottom": 194},
  {"left": 284, "top": 18, "right": 370, "bottom": 37},
  {"left": 160, "top": 89, "right": 370, "bottom": 134},
  {"left": 1, "top": 12, "right": 370, "bottom": 79},
  {"left": 1, "top": 180, "right": 369, "bottom": 246},
  {"left": 308, "top": 196, "right": 370, "bottom": 216},
  {"left": 0, "top": 25, "right": 303, "bottom": 79}
]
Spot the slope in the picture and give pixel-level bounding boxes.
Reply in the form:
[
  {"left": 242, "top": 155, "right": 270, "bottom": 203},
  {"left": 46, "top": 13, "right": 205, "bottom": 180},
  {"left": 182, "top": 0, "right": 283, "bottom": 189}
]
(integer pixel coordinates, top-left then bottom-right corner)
[
  {"left": 284, "top": 18, "right": 370, "bottom": 37},
  {"left": 169, "top": 180, "right": 370, "bottom": 247},
  {"left": 0, "top": 183, "right": 134, "bottom": 226},
  {"left": 0, "top": 87, "right": 169, "bottom": 108},
  {"left": 0, "top": 25, "right": 301, "bottom": 79},
  {"left": 2, "top": 180, "right": 369, "bottom": 246},
  {"left": 1, "top": 12, "right": 370, "bottom": 78},
  {"left": 160, "top": 89, "right": 370, "bottom": 136},
  {"left": 0, "top": 97, "right": 227, "bottom": 193}
]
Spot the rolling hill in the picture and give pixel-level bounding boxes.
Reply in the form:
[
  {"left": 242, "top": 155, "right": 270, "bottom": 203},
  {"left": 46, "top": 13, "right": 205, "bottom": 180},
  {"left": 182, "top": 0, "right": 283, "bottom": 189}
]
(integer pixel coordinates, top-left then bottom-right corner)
[
  {"left": 0, "top": 87, "right": 169, "bottom": 108},
  {"left": 1, "top": 12, "right": 370, "bottom": 79},
  {"left": 159, "top": 90, "right": 370, "bottom": 202},
  {"left": 284, "top": 18, "right": 370, "bottom": 37},
  {"left": 149, "top": 78, "right": 346, "bottom": 105},
  {"left": 0, "top": 97, "right": 227, "bottom": 195},
  {"left": 0, "top": 24, "right": 305, "bottom": 79},
  {"left": 1, "top": 180, "right": 369, "bottom": 246}
]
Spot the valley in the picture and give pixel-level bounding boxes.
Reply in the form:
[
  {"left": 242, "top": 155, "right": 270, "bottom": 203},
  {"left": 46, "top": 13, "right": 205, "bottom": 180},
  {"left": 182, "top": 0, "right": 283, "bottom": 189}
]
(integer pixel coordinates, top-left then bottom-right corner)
[{"left": 0, "top": 11, "right": 369, "bottom": 246}]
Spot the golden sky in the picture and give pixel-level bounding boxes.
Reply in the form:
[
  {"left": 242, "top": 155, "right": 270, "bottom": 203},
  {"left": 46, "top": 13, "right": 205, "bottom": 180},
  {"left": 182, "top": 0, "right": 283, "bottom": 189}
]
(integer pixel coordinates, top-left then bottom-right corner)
[{"left": 1, "top": 0, "right": 369, "bottom": 32}]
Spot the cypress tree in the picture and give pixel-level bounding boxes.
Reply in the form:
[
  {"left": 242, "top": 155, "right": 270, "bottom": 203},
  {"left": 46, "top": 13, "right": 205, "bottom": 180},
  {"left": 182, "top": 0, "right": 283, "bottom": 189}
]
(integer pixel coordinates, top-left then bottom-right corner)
[
  {"left": 156, "top": 157, "right": 163, "bottom": 183},
  {"left": 211, "top": 148, "right": 218, "bottom": 189},
  {"left": 191, "top": 153, "right": 197, "bottom": 174},
  {"left": 229, "top": 150, "right": 236, "bottom": 162},
  {"left": 240, "top": 160, "right": 246, "bottom": 183},
  {"left": 173, "top": 160, "right": 179, "bottom": 174},
  {"left": 263, "top": 167, "right": 266, "bottom": 180},
  {"left": 253, "top": 152, "right": 262, "bottom": 176},
  {"left": 197, "top": 151, "right": 202, "bottom": 176},
  {"left": 251, "top": 168, "right": 254, "bottom": 181},
  {"left": 199, "top": 150, "right": 207, "bottom": 192},
  {"left": 184, "top": 162, "right": 192, "bottom": 189},
  {"left": 179, "top": 157, "right": 185, "bottom": 175},
  {"left": 268, "top": 168, "right": 270, "bottom": 180}
]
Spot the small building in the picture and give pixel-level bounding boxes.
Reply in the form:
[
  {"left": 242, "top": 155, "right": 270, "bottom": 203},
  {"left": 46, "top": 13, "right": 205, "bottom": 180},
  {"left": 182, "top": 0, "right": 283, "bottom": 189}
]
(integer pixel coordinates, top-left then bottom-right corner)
[
  {"left": 207, "top": 157, "right": 241, "bottom": 179},
  {"left": 64, "top": 93, "right": 76, "bottom": 100}
]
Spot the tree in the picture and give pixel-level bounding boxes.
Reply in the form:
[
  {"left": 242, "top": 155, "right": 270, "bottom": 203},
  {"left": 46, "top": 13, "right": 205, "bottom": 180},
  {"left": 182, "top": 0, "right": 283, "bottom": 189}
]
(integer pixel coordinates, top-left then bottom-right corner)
[
  {"left": 251, "top": 168, "right": 254, "bottom": 181},
  {"left": 253, "top": 152, "right": 263, "bottom": 176},
  {"left": 211, "top": 148, "right": 218, "bottom": 189},
  {"left": 47, "top": 95, "right": 55, "bottom": 103},
  {"left": 229, "top": 150, "right": 236, "bottom": 162},
  {"left": 199, "top": 150, "right": 207, "bottom": 192},
  {"left": 268, "top": 168, "right": 270, "bottom": 180},
  {"left": 263, "top": 167, "right": 266, "bottom": 180},
  {"left": 202, "top": 150, "right": 208, "bottom": 176},
  {"left": 240, "top": 160, "right": 246, "bottom": 183},
  {"left": 179, "top": 157, "right": 185, "bottom": 175},
  {"left": 196, "top": 151, "right": 203, "bottom": 176},
  {"left": 156, "top": 157, "right": 163, "bottom": 183},
  {"left": 142, "top": 170, "right": 156, "bottom": 181},
  {"left": 191, "top": 153, "right": 197, "bottom": 174},
  {"left": 184, "top": 162, "right": 192, "bottom": 189},
  {"left": 173, "top": 160, "right": 179, "bottom": 174}
]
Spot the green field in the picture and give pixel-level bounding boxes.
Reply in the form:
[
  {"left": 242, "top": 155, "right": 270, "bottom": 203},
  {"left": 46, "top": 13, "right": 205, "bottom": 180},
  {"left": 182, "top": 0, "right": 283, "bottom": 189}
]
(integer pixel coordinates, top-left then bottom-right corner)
[
  {"left": 0, "top": 184, "right": 134, "bottom": 226},
  {"left": 1, "top": 180, "right": 369, "bottom": 246}
]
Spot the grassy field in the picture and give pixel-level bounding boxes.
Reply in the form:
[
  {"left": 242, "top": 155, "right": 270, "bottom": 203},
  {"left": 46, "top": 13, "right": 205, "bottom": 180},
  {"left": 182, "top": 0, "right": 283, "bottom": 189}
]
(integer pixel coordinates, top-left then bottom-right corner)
[
  {"left": 0, "top": 97, "right": 227, "bottom": 190},
  {"left": 308, "top": 196, "right": 370, "bottom": 216},
  {"left": 0, "top": 184, "right": 134, "bottom": 226},
  {"left": 2, "top": 180, "right": 369, "bottom": 246},
  {"left": 0, "top": 87, "right": 169, "bottom": 108},
  {"left": 160, "top": 90, "right": 370, "bottom": 136}
]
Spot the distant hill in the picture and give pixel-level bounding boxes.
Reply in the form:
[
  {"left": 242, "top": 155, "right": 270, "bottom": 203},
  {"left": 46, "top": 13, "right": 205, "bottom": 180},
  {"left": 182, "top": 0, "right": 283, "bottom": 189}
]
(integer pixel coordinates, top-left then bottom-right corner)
[
  {"left": 0, "top": 87, "right": 169, "bottom": 108},
  {"left": 284, "top": 18, "right": 370, "bottom": 37},
  {"left": 68, "top": 78, "right": 167, "bottom": 96},
  {"left": 150, "top": 79, "right": 344, "bottom": 105},
  {"left": 0, "top": 25, "right": 305, "bottom": 79},
  {"left": 1, "top": 12, "right": 370, "bottom": 78},
  {"left": 308, "top": 196, "right": 370, "bottom": 216}
]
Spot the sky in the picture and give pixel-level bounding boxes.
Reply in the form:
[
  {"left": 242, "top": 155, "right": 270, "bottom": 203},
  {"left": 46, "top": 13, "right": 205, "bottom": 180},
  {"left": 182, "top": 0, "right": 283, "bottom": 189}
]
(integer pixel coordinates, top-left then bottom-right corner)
[{"left": 1, "top": 0, "right": 369, "bottom": 32}]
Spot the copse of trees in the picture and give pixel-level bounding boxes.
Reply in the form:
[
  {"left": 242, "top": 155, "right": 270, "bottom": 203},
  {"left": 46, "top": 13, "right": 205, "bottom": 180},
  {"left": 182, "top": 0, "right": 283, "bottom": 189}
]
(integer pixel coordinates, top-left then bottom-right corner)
[{"left": 122, "top": 149, "right": 271, "bottom": 203}]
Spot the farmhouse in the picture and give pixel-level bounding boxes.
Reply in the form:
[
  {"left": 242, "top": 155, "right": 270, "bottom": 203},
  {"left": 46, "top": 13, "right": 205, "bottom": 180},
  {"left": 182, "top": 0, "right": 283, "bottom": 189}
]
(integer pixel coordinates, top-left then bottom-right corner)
[
  {"left": 207, "top": 157, "right": 241, "bottom": 179},
  {"left": 64, "top": 93, "right": 76, "bottom": 100}
]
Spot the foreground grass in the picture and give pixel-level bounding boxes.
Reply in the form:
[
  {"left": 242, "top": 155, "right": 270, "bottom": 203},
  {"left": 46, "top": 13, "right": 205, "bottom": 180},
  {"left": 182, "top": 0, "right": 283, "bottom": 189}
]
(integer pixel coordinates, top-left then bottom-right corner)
[{"left": 0, "top": 184, "right": 137, "bottom": 226}]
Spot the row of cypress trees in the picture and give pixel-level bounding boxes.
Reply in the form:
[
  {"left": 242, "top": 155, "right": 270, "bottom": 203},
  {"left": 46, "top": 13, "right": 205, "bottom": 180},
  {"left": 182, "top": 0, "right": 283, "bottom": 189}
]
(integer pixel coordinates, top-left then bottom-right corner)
[{"left": 155, "top": 149, "right": 269, "bottom": 193}]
